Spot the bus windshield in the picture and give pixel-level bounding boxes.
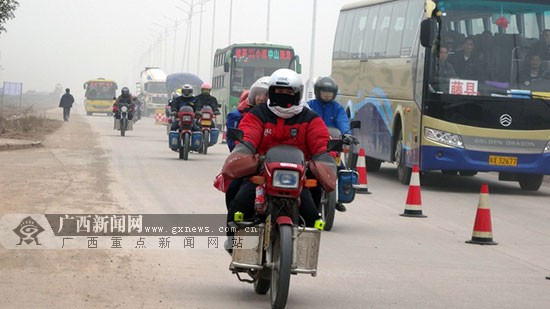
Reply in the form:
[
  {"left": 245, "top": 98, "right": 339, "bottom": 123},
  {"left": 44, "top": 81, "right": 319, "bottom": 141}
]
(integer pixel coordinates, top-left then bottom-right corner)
[
  {"left": 85, "top": 81, "right": 117, "bottom": 100},
  {"left": 429, "top": 0, "right": 550, "bottom": 96},
  {"left": 230, "top": 47, "right": 294, "bottom": 94}
]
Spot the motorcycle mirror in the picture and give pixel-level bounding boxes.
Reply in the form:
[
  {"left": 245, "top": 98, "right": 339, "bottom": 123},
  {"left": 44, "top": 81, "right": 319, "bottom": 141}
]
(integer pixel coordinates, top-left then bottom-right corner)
[
  {"left": 327, "top": 140, "right": 343, "bottom": 152},
  {"left": 227, "top": 127, "right": 244, "bottom": 143},
  {"left": 350, "top": 120, "right": 361, "bottom": 130}
]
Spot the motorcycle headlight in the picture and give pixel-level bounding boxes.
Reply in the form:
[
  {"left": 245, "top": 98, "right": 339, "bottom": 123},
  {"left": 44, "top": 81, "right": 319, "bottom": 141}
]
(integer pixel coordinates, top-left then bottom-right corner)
[
  {"left": 424, "top": 127, "right": 464, "bottom": 148},
  {"left": 182, "top": 115, "right": 192, "bottom": 122},
  {"left": 121, "top": 106, "right": 128, "bottom": 112},
  {"left": 273, "top": 170, "right": 299, "bottom": 189},
  {"left": 544, "top": 141, "right": 550, "bottom": 153},
  {"left": 202, "top": 113, "right": 211, "bottom": 120}
]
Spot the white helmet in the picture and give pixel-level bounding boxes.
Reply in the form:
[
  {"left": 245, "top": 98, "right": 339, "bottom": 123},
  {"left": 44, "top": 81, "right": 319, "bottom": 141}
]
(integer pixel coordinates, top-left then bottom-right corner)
[
  {"left": 248, "top": 76, "right": 270, "bottom": 107},
  {"left": 268, "top": 69, "right": 303, "bottom": 108}
]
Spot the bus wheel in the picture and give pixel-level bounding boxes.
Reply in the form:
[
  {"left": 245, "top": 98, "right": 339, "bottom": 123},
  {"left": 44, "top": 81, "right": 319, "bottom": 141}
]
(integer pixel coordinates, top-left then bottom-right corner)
[
  {"left": 395, "top": 130, "right": 411, "bottom": 185},
  {"left": 518, "top": 174, "right": 543, "bottom": 191}
]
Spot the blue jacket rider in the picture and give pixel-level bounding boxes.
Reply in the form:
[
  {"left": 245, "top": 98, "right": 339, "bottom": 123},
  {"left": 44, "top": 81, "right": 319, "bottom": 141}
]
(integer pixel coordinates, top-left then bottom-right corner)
[
  {"left": 307, "top": 76, "right": 350, "bottom": 135},
  {"left": 307, "top": 76, "right": 352, "bottom": 212}
]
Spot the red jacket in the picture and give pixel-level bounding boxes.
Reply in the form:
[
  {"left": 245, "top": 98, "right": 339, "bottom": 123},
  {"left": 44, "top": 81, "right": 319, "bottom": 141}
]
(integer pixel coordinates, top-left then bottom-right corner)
[{"left": 238, "top": 104, "right": 329, "bottom": 160}]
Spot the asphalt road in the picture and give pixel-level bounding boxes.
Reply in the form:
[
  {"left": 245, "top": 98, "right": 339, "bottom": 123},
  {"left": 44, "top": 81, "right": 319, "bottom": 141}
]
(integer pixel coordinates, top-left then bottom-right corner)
[{"left": 1, "top": 108, "right": 549, "bottom": 308}]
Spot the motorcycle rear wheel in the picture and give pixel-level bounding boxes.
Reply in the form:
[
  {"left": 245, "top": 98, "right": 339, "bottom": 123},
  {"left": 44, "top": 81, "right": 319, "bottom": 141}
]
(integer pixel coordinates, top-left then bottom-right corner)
[
  {"left": 270, "top": 225, "right": 292, "bottom": 309},
  {"left": 322, "top": 190, "right": 336, "bottom": 231}
]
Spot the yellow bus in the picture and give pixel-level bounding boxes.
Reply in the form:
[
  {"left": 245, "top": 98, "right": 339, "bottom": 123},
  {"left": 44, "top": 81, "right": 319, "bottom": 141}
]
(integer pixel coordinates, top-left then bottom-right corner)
[
  {"left": 83, "top": 78, "right": 118, "bottom": 115},
  {"left": 332, "top": 0, "right": 550, "bottom": 190}
]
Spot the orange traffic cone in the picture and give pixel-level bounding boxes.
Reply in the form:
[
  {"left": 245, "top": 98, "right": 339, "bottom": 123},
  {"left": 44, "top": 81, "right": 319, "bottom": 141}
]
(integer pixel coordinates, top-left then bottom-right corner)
[
  {"left": 466, "top": 184, "right": 497, "bottom": 245},
  {"left": 400, "top": 165, "right": 426, "bottom": 218},
  {"left": 353, "top": 148, "right": 370, "bottom": 194}
]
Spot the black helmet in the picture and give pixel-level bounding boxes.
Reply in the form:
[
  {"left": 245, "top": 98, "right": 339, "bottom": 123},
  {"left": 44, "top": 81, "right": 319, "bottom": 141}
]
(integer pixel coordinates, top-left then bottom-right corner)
[
  {"left": 121, "top": 87, "right": 130, "bottom": 98},
  {"left": 181, "top": 84, "right": 193, "bottom": 97},
  {"left": 314, "top": 76, "right": 338, "bottom": 103}
]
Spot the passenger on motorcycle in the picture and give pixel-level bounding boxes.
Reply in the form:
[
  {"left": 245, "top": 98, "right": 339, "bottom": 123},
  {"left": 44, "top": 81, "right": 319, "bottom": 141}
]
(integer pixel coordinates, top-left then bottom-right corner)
[
  {"left": 222, "top": 69, "right": 335, "bottom": 239},
  {"left": 194, "top": 82, "right": 220, "bottom": 129},
  {"left": 226, "top": 76, "right": 269, "bottom": 151},
  {"left": 307, "top": 76, "right": 356, "bottom": 212},
  {"left": 113, "top": 87, "right": 135, "bottom": 120},
  {"left": 170, "top": 84, "right": 196, "bottom": 131}
]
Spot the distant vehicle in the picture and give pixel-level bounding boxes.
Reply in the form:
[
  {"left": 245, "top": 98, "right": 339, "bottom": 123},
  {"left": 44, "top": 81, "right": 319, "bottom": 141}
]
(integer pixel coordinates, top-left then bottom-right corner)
[
  {"left": 211, "top": 42, "right": 302, "bottom": 128},
  {"left": 83, "top": 78, "right": 117, "bottom": 116},
  {"left": 165, "top": 72, "right": 203, "bottom": 97},
  {"left": 138, "top": 67, "right": 168, "bottom": 116},
  {"left": 331, "top": 0, "right": 550, "bottom": 191}
]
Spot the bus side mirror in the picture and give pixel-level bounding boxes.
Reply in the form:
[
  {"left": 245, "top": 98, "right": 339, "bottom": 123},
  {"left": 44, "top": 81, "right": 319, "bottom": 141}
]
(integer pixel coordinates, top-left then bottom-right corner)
[
  {"left": 290, "top": 55, "right": 302, "bottom": 74},
  {"left": 224, "top": 62, "right": 229, "bottom": 73},
  {"left": 350, "top": 120, "right": 361, "bottom": 130},
  {"left": 420, "top": 19, "right": 434, "bottom": 48}
]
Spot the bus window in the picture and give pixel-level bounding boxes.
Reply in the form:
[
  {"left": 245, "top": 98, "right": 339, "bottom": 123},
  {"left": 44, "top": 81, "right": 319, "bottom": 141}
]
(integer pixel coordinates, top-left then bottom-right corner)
[
  {"left": 349, "top": 7, "right": 369, "bottom": 59},
  {"left": 387, "top": 0, "right": 408, "bottom": 57},
  {"left": 372, "top": 3, "right": 394, "bottom": 57},
  {"left": 341, "top": 10, "right": 357, "bottom": 59},
  {"left": 333, "top": 11, "right": 349, "bottom": 60},
  {"left": 362, "top": 6, "right": 379, "bottom": 58},
  {"left": 402, "top": 0, "right": 423, "bottom": 56}
]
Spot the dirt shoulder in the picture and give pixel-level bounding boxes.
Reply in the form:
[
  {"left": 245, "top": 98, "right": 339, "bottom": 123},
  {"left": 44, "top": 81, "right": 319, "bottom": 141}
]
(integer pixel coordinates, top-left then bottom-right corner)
[{"left": 0, "top": 113, "right": 159, "bottom": 308}]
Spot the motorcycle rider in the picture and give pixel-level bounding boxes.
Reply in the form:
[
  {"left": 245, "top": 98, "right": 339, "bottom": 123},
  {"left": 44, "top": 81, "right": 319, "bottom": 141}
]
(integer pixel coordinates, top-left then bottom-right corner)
[
  {"left": 132, "top": 95, "right": 142, "bottom": 121},
  {"left": 169, "top": 84, "right": 196, "bottom": 131},
  {"left": 307, "top": 76, "right": 355, "bottom": 212},
  {"left": 221, "top": 69, "right": 336, "bottom": 244},
  {"left": 226, "top": 76, "right": 269, "bottom": 151},
  {"left": 113, "top": 87, "right": 135, "bottom": 120}
]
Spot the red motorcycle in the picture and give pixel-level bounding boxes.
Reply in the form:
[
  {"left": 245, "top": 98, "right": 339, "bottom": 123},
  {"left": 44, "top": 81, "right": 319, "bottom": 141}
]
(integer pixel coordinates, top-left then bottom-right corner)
[
  {"left": 197, "top": 105, "right": 214, "bottom": 155},
  {"left": 226, "top": 128, "right": 334, "bottom": 309},
  {"left": 177, "top": 106, "right": 195, "bottom": 160}
]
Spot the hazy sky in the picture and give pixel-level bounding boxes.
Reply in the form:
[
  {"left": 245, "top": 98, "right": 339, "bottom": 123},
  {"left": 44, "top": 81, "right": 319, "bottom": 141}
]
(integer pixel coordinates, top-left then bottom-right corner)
[{"left": 0, "top": 0, "right": 358, "bottom": 99}]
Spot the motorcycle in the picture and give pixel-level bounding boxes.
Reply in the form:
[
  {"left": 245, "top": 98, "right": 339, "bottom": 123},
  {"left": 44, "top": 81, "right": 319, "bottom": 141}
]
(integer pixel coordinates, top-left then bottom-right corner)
[
  {"left": 319, "top": 121, "right": 361, "bottom": 231},
  {"left": 197, "top": 105, "right": 215, "bottom": 155},
  {"left": 167, "top": 105, "right": 220, "bottom": 160},
  {"left": 226, "top": 128, "right": 330, "bottom": 309},
  {"left": 113, "top": 103, "right": 134, "bottom": 137}
]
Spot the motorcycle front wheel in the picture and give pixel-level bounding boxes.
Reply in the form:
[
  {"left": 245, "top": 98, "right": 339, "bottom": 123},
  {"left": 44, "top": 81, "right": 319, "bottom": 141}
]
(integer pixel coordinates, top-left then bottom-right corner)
[
  {"left": 202, "top": 130, "right": 209, "bottom": 155},
  {"left": 179, "top": 133, "right": 190, "bottom": 160},
  {"left": 270, "top": 225, "right": 292, "bottom": 309},
  {"left": 253, "top": 268, "right": 271, "bottom": 295},
  {"left": 120, "top": 118, "right": 126, "bottom": 137}
]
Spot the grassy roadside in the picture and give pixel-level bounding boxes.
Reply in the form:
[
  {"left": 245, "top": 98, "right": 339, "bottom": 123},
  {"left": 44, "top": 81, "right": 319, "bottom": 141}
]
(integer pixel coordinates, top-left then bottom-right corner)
[{"left": 0, "top": 105, "right": 63, "bottom": 141}]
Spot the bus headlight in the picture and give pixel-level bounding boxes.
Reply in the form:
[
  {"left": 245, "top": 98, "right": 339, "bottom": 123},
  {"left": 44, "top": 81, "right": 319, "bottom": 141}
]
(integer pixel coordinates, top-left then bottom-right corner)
[
  {"left": 544, "top": 141, "right": 550, "bottom": 153},
  {"left": 424, "top": 127, "right": 464, "bottom": 148},
  {"left": 273, "top": 170, "right": 299, "bottom": 189}
]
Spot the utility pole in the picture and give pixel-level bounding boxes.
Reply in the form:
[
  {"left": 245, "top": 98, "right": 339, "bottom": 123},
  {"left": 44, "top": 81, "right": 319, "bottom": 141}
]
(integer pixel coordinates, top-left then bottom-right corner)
[
  {"left": 228, "top": 0, "right": 233, "bottom": 45},
  {"left": 210, "top": 0, "right": 217, "bottom": 80},
  {"left": 266, "top": 0, "right": 270, "bottom": 41}
]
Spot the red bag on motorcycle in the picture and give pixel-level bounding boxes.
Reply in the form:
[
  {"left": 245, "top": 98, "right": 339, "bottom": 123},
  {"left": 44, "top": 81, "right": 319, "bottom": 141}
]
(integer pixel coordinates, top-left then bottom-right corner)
[
  {"left": 213, "top": 172, "right": 232, "bottom": 193},
  {"left": 310, "top": 156, "right": 337, "bottom": 192},
  {"left": 221, "top": 151, "right": 259, "bottom": 179}
]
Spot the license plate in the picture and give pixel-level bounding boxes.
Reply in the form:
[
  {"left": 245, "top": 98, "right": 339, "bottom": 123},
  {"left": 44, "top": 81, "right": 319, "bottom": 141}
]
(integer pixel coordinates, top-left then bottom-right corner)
[
  {"left": 488, "top": 155, "right": 517, "bottom": 166},
  {"left": 201, "top": 120, "right": 211, "bottom": 126}
]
